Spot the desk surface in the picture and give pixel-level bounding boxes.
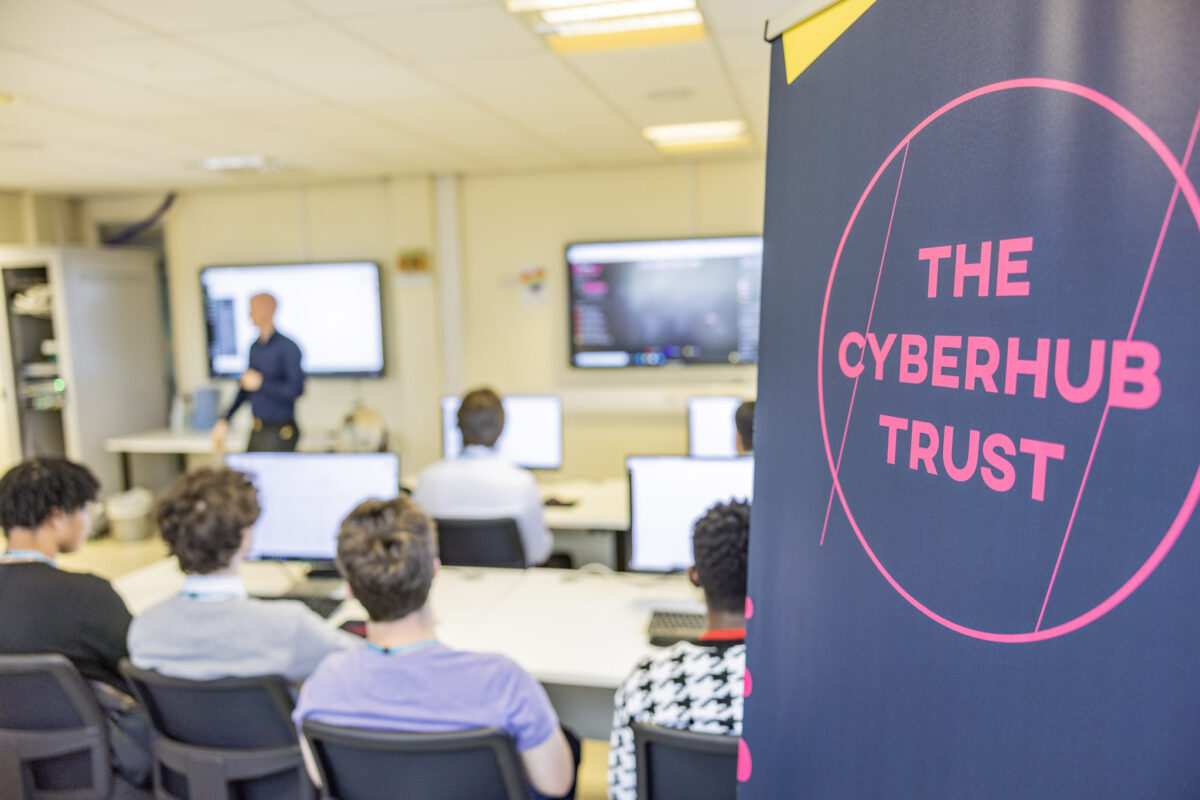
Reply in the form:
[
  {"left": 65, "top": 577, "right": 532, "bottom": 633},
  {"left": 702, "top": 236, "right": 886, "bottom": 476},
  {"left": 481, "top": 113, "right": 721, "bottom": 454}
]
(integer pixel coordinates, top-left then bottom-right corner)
[
  {"left": 105, "top": 427, "right": 336, "bottom": 454},
  {"left": 113, "top": 560, "right": 701, "bottom": 690}
]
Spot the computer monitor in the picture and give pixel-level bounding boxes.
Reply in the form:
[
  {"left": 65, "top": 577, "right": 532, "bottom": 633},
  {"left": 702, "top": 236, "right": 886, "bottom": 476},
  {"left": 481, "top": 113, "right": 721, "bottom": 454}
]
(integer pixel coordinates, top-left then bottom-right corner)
[
  {"left": 440, "top": 395, "right": 563, "bottom": 470},
  {"left": 226, "top": 452, "right": 400, "bottom": 562},
  {"left": 687, "top": 396, "right": 744, "bottom": 458},
  {"left": 627, "top": 455, "right": 754, "bottom": 572}
]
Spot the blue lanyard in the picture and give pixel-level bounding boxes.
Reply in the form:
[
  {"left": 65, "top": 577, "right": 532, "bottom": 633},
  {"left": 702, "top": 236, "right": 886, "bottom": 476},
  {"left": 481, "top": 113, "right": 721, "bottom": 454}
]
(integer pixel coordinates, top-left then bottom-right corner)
[
  {"left": 1, "top": 549, "right": 55, "bottom": 567},
  {"left": 365, "top": 638, "right": 439, "bottom": 656}
]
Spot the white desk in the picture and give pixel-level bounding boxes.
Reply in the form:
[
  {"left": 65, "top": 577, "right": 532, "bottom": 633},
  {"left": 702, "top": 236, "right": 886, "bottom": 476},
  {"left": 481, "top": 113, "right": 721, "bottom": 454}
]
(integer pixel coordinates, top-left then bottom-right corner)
[
  {"left": 113, "top": 560, "right": 701, "bottom": 739},
  {"left": 105, "top": 428, "right": 337, "bottom": 489}
]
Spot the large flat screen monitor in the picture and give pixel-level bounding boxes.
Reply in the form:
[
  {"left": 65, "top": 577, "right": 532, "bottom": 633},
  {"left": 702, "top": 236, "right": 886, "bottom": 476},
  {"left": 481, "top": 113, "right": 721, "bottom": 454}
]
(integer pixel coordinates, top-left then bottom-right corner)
[
  {"left": 227, "top": 452, "right": 400, "bottom": 561},
  {"left": 627, "top": 455, "right": 754, "bottom": 572},
  {"left": 440, "top": 395, "right": 563, "bottom": 470},
  {"left": 688, "top": 396, "right": 744, "bottom": 458},
  {"left": 567, "top": 236, "right": 762, "bottom": 368},
  {"left": 201, "top": 262, "right": 384, "bottom": 378}
]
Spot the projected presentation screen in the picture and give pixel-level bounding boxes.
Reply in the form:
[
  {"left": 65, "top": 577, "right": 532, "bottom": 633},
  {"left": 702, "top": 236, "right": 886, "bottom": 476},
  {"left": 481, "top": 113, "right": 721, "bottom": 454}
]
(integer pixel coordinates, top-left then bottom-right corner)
[
  {"left": 688, "top": 396, "right": 744, "bottom": 457},
  {"left": 627, "top": 455, "right": 754, "bottom": 572},
  {"left": 440, "top": 395, "right": 562, "bottom": 470},
  {"left": 201, "top": 262, "right": 384, "bottom": 378},
  {"left": 567, "top": 236, "right": 762, "bottom": 368},
  {"left": 227, "top": 452, "right": 399, "bottom": 561}
]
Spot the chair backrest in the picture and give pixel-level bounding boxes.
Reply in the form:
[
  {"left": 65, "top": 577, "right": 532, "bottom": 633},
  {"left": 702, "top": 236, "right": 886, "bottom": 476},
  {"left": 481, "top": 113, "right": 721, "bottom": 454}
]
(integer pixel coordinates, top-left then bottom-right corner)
[
  {"left": 121, "top": 662, "right": 297, "bottom": 749},
  {"left": 434, "top": 518, "right": 526, "bottom": 569},
  {"left": 120, "top": 661, "right": 312, "bottom": 800},
  {"left": 302, "top": 721, "right": 529, "bottom": 800},
  {"left": 0, "top": 653, "right": 112, "bottom": 800},
  {"left": 631, "top": 722, "right": 739, "bottom": 800}
]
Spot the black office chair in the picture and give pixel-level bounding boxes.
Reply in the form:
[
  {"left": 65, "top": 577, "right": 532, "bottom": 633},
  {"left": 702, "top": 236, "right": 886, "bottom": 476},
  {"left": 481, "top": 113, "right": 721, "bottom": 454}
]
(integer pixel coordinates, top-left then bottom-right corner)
[
  {"left": 631, "top": 721, "right": 739, "bottom": 800},
  {"left": 119, "top": 662, "right": 314, "bottom": 800},
  {"left": 302, "top": 721, "right": 528, "bottom": 800},
  {"left": 0, "top": 653, "right": 113, "bottom": 800},
  {"left": 434, "top": 518, "right": 526, "bottom": 569}
]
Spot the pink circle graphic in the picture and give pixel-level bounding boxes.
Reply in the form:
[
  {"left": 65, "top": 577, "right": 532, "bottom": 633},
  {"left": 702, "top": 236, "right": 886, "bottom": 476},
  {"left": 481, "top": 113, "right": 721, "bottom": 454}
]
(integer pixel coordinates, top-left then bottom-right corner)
[
  {"left": 744, "top": 667, "right": 753, "bottom": 698},
  {"left": 737, "top": 738, "right": 753, "bottom": 782},
  {"left": 817, "top": 78, "right": 1200, "bottom": 643},
  {"left": 745, "top": 596, "right": 755, "bottom": 619}
]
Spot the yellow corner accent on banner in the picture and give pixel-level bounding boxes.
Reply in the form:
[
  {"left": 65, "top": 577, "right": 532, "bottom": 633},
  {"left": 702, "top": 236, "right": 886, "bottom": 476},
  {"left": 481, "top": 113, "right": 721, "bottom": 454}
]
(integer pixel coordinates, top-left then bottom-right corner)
[{"left": 782, "top": 0, "right": 878, "bottom": 84}]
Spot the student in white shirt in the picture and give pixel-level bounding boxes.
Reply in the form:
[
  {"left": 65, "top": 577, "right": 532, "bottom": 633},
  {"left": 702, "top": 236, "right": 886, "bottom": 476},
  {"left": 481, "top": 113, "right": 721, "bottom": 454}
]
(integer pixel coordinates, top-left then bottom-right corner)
[{"left": 412, "top": 387, "right": 553, "bottom": 566}]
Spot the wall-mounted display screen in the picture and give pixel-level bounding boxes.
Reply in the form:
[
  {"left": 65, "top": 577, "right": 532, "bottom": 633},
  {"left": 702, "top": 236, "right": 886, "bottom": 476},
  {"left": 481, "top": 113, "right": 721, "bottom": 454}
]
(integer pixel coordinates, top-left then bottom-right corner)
[
  {"left": 567, "top": 236, "right": 762, "bottom": 368},
  {"left": 201, "top": 262, "right": 384, "bottom": 378}
]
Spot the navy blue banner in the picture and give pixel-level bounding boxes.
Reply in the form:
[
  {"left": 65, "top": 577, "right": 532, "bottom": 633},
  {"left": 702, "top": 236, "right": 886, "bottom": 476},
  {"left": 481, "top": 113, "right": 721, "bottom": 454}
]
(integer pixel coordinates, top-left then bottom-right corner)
[{"left": 745, "top": 2, "right": 1200, "bottom": 797}]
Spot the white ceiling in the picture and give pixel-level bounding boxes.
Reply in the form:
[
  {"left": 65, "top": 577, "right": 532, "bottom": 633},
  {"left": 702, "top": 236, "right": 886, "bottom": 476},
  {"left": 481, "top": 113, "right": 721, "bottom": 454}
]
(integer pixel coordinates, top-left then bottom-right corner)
[{"left": 0, "top": 0, "right": 794, "bottom": 192}]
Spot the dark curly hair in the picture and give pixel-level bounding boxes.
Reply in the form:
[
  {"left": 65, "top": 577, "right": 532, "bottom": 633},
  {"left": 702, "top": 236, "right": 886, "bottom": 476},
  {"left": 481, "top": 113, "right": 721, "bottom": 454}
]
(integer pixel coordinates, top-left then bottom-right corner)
[
  {"left": 692, "top": 500, "right": 751, "bottom": 614},
  {"left": 156, "top": 468, "right": 260, "bottom": 574},
  {"left": 457, "top": 387, "right": 505, "bottom": 447},
  {"left": 337, "top": 496, "right": 438, "bottom": 622},
  {"left": 0, "top": 458, "right": 99, "bottom": 531}
]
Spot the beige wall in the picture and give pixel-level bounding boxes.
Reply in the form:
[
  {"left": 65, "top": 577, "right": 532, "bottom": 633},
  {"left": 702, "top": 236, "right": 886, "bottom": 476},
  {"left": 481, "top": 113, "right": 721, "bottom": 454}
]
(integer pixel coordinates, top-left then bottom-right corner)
[
  {"left": 460, "top": 158, "right": 764, "bottom": 477},
  {"left": 81, "top": 156, "right": 765, "bottom": 480},
  {"left": 0, "top": 191, "right": 83, "bottom": 244}
]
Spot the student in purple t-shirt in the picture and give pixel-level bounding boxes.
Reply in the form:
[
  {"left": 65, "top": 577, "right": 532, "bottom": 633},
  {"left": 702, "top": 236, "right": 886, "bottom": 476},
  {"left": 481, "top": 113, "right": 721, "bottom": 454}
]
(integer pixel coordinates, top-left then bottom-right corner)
[{"left": 293, "top": 495, "right": 577, "bottom": 799}]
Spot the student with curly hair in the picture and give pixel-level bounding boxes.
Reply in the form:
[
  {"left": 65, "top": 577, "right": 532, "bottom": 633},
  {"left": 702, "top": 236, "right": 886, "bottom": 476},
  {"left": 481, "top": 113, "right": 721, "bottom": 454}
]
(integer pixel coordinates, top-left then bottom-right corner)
[
  {"left": 607, "top": 500, "right": 751, "bottom": 800},
  {"left": 128, "top": 468, "right": 354, "bottom": 681},
  {"left": 293, "top": 495, "right": 578, "bottom": 799}
]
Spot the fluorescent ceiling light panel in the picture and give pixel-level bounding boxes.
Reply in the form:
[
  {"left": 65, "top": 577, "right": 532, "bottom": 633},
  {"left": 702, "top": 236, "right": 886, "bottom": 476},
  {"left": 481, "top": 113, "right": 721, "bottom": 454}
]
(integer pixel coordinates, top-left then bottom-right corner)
[
  {"left": 538, "top": 9, "right": 702, "bottom": 36},
  {"left": 643, "top": 120, "right": 747, "bottom": 146},
  {"left": 199, "top": 154, "right": 280, "bottom": 172},
  {"left": 541, "top": 0, "right": 695, "bottom": 24},
  {"left": 507, "top": 0, "right": 626, "bottom": 10}
]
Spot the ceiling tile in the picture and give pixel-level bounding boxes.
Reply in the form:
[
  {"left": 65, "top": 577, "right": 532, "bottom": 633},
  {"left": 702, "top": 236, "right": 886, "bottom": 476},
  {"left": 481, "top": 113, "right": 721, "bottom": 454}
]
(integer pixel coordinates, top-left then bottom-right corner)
[
  {"left": 84, "top": 0, "right": 309, "bottom": 35},
  {"left": 564, "top": 41, "right": 743, "bottom": 127},
  {"left": 298, "top": 0, "right": 488, "bottom": 16},
  {"left": 422, "top": 53, "right": 586, "bottom": 98},
  {"left": 340, "top": 5, "right": 544, "bottom": 64},
  {"left": 698, "top": 0, "right": 797, "bottom": 34},
  {"left": 0, "top": 0, "right": 145, "bottom": 48},
  {"left": 47, "top": 37, "right": 247, "bottom": 86},
  {"left": 0, "top": 45, "right": 124, "bottom": 98}
]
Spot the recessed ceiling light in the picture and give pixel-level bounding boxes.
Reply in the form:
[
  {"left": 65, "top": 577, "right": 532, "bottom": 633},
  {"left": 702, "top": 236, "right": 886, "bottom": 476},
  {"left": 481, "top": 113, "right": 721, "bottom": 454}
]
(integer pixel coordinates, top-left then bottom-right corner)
[
  {"left": 643, "top": 120, "right": 749, "bottom": 150},
  {"left": 0, "top": 92, "right": 14, "bottom": 106},
  {"left": 541, "top": 0, "right": 694, "bottom": 24},
  {"left": 197, "top": 154, "right": 284, "bottom": 173},
  {"left": 537, "top": 9, "right": 702, "bottom": 36},
  {"left": 646, "top": 86, "right": 695, "bottom": 102}
]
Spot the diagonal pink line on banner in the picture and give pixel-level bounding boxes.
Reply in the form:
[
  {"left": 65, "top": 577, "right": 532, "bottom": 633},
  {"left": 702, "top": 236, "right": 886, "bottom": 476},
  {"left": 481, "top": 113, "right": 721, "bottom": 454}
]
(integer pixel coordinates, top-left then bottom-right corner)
[
  {"left": 1034, "top": 103, "right": 1200, "bottom": 632},
  {"left": 821, "top": 141, "right": 910, "bottom": 546}
]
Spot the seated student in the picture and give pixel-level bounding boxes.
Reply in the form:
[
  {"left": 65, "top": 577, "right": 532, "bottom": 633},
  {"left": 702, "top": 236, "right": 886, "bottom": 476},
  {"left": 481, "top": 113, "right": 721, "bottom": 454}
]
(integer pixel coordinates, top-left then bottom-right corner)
[
  {"left": 413, "top": 387, "right": 553, "bottom": 566},
  {"left": 128, "top": 468, "right": 355, "bottom": 682},
  {"left": 294, "top": 496, "right": 577, "bottom": 799},
  {"left": 0, "top": 458, "right": 151, "bottom": 789},
  {"left": 607, "top": 500, "right": 750, "bottom": 800},
  {"left": 0, "top": 459, "right": 129, "bottom": 689},
  {"left": 735, "top": 400, "right": 755, "bottom": 456}
]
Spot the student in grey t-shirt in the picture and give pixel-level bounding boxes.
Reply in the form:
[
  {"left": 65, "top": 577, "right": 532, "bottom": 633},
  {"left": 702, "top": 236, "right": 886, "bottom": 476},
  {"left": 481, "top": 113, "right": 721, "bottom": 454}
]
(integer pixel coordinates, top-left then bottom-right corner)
[{"left": 128, "top": 468, "right": 354, "bottom": 683}]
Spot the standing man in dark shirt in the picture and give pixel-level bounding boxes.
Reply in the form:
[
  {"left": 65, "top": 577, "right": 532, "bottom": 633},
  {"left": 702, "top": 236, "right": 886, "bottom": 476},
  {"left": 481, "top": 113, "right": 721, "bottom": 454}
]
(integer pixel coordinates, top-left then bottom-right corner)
[{"left": 211, "top": 292, "right": 305, "bottom": 452}]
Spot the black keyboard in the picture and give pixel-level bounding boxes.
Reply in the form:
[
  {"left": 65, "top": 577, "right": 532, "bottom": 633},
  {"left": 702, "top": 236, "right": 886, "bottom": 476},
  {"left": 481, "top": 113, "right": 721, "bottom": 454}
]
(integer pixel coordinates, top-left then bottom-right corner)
[
  {"left": 648, "top": 611, "right": 707, "bottom": 647},
  {"left": 256, "top": 594, "right": 344, "bottom": 619}
]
